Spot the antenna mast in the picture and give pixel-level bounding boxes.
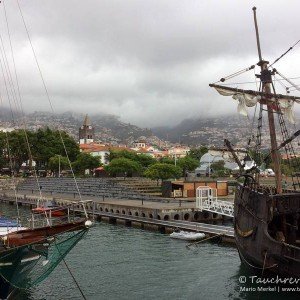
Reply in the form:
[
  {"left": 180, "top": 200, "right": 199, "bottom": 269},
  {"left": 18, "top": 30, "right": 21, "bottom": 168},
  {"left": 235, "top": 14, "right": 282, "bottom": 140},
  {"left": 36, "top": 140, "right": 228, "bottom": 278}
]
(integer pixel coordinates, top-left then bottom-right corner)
[{"left": 252, "top": 7, "right": 282, "bottom": 193}]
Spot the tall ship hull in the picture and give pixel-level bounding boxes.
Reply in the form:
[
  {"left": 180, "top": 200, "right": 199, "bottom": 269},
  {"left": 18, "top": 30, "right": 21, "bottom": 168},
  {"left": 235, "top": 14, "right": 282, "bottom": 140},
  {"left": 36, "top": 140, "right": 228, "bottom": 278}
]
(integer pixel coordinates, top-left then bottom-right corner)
[{"left": 234, "top": 183, "right": 300, "bottom": 277}]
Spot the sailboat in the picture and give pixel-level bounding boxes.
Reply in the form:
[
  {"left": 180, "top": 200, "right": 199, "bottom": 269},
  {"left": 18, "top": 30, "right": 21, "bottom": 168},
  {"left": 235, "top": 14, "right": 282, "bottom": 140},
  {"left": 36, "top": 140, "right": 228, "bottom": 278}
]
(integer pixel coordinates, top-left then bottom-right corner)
[
  {"left": 0, "top": 2, "right": 93, "bottom": 299},
  {"left": 0, "top": 212, "right": 92, "bottom": 299},
  {"left": 210, "top": 7, "right": 300, "bottom": 276}
]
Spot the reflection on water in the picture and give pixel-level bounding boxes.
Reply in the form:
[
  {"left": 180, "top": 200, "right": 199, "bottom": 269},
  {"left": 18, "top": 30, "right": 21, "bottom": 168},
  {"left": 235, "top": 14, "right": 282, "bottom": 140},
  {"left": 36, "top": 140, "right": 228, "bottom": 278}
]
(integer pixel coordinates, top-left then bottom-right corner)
[{"left": 1, "top": 203, "right": 299, "bottom": 300}]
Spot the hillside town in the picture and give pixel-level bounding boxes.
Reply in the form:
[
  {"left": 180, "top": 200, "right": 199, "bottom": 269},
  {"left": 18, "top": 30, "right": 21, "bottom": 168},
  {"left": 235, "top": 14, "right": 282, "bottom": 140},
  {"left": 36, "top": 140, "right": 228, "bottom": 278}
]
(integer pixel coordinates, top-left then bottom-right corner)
[
  {"left": 0, "top": 112, "right": 299, "bottom": 178},
  {"left": 79, "top": 115, "right": 190, "bottom": 165},
  {"left": 1, "top": 110, "right": 299, "bottom": 152}
]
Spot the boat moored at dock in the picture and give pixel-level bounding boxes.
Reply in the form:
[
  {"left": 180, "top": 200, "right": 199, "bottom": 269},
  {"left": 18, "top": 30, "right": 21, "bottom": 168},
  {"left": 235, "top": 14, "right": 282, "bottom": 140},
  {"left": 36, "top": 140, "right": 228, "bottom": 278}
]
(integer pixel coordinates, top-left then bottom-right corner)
[{"left": 170, "top": 230, "right": 205, "bottom": 241}]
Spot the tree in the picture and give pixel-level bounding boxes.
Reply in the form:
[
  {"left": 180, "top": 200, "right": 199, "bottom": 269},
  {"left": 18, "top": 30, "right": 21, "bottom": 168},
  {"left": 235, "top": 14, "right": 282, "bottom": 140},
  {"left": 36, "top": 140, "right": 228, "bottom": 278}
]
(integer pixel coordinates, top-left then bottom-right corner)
[
  {"left": 144, "top": 163, "right": 182, "bottom": 183},
  {"left": 48, "top": 155, "right": 69, "bottom": 174},
  {"left": 188, "top": 146, "right": 208, "bottom": 160},
  {"left": 72, "top": 153, "right": 101, "bottom": 175},
  {"left": 108, "top": 149, "right": 155, "bottom": 169},
  {"left": 0, "top": 131, "right": 10, "bottom": 170},
  {"left": 136, "top": 154, "right": 156, "bottom": 168},
  {"left": 0, "top": 128, "right": 80, "bottom": 174},
  {"left": 248, "top": 149, "right": 271, "bottom": 168},
  {"left": 210, "top": 160, "right": 230, "bottom": 178},
  {"left": 31, "top": 128, "right": 79, "bottom": 169},
  {"left": 177, "top": 156, "right": 199, "bottom": 176},
  {"left": 158, "top": 157, "right": 175, "bottom": 164},
  {"left": 105, "top": 158, "right": 142, "bottom": 177},
  {"left": 280, "top": 157, "right": 300, "bottom": 176},
  {"left": 108, "top": 149, "right": 137, "bottom": 162},
  {"left": 211, "top": 160, "right": 225, "bottom": 171},
  {"left": 4, "top": 130, "right": 32, "bottom": 173}
]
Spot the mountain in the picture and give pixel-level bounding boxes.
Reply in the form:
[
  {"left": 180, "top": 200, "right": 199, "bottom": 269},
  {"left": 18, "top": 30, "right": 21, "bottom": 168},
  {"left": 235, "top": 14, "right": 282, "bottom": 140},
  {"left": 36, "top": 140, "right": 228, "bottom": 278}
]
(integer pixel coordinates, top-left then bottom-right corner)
[
  {"left": 0, "top": 110, "right": 158, "bottom": 146},
  {"left": 152, "top": 113, "right": 300, "bottom": 149},
  {"left": 152, "top": 115, "right": 245, "bottom": 146},
  {"left": 1, "top": 110, "right": 298, "bottom": 151}
]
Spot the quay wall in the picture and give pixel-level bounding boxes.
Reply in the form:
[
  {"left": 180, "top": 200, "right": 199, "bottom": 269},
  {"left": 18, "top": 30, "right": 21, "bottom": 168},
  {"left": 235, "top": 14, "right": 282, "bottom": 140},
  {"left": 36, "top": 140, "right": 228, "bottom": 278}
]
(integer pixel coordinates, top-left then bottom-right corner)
[
  {"left": 0, "top": 192, "right": 224, "bottom": 223},
  {"left": 0, "top": 192, "right": 234, "bottom": 244}
]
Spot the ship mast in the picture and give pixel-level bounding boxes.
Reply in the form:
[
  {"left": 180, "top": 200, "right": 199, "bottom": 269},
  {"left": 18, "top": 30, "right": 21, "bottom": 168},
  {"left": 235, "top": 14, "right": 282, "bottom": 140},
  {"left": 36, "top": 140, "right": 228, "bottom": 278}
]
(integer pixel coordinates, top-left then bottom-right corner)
[
  {"left": 252, "top": 7, "right": 282, "bottom": 193},
  {"left": 253, "top": 7, "right": 282, "bottom": 194}
]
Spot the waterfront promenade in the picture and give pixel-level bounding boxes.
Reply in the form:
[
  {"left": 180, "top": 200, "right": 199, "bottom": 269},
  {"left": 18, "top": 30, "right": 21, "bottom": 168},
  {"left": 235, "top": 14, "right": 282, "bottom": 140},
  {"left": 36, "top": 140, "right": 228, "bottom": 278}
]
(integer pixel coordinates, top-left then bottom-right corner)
[{"left": 0, "top": 189, "right": 235, "bottom": 243}]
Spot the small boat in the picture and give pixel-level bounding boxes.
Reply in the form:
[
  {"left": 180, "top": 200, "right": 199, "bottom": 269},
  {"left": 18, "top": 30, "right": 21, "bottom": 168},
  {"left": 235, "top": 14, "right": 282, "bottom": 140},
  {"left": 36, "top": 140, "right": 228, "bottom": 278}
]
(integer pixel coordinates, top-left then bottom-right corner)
[
  {"left": 0, "top": 211, "right": 92, "bottom": 299},
  {"left": 0, "top": 216, "right": 27, "bottom": 236},
  {"left": 170, "top": 230, "right": 205, "bottom": 241},
  {"left": 32, "top": 200, "right": 67, "bottom": 217}
]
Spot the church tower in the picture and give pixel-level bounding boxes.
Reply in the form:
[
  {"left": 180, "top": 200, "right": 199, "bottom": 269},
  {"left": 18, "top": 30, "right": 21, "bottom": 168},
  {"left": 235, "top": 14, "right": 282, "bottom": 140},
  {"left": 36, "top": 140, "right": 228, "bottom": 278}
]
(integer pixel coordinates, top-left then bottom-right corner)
[{"left": 79, "top": 114, "right": 94, "bottom": 144}]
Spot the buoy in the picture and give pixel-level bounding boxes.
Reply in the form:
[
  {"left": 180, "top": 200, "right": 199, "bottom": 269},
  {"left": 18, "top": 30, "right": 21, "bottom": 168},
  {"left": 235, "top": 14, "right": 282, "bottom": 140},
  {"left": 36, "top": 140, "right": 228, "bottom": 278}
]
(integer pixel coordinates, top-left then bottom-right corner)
[{"left": 85, "top": 220, "right": 93, "bottom": 228}]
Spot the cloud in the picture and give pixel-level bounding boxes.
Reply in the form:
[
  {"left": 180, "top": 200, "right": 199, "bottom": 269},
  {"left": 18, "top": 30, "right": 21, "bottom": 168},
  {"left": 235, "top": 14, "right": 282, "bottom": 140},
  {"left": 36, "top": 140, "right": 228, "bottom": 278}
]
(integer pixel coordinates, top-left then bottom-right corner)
[{"left": 0, "top": 0, "right": 299, "bottom": 127}]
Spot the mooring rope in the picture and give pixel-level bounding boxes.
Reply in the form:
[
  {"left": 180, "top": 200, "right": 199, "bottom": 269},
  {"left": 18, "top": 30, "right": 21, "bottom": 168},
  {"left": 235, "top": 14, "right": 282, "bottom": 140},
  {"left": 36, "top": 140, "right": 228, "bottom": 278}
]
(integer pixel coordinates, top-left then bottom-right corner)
[
  {"left": 186, "top": 233, "right": 224, "bottom": 249},
  {"left": 261, "top": 251, "right": 268, "bottom": 276},
  {"left": 238, "top": 247, "right": 277, "bottom": 270},
  {"left": 54, "top": 241, "right": 87, "bottom": 300}
]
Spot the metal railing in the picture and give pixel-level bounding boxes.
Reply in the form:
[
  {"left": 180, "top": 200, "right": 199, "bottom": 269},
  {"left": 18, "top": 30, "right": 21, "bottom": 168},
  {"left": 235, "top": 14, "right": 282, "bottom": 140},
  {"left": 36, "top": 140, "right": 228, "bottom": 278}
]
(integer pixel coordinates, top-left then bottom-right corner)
[{"left": 196, "top": 186, "right": 234, "bottom": 218}]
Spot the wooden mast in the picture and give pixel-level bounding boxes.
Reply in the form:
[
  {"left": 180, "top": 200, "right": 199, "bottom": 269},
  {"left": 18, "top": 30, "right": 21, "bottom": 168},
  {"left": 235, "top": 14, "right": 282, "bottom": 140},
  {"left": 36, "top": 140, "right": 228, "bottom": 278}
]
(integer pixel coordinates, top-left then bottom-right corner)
[{"left": 252, "top": 7, "right": 282, "bottom": 193}]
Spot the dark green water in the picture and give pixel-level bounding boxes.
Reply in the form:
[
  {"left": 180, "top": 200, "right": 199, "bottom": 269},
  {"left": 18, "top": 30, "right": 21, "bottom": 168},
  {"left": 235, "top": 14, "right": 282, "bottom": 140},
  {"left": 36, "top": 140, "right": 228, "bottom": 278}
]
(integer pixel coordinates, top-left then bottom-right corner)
[{"left": 1, "top": 203, "right": 298, "bottom": 300}]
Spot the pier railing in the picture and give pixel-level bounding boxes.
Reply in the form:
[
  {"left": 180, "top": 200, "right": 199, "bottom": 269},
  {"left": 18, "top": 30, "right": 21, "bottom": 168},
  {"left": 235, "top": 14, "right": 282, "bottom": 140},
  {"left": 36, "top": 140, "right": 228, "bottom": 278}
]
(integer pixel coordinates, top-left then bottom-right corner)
[{"left": 196, "top": 186, "right": 234, "bottom": 218}]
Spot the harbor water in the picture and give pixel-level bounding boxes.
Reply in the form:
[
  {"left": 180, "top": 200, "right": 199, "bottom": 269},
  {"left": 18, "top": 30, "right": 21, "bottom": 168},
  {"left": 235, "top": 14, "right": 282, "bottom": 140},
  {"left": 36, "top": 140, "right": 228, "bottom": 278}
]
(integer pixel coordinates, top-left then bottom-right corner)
[{"left": 0, "top": 203, "right": 298, "bottom": 300}]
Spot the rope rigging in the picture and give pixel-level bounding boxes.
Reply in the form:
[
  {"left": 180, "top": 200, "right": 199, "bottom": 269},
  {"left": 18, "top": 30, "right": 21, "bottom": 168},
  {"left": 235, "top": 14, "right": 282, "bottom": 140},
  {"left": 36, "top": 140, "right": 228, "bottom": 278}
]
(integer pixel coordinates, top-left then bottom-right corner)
[
  {"left": 0, "top": 2, "right": 91, "bottom": 298},
  {"left": 269, "top": 39, "right": 300, "bottom": 68},
  {"left": 273, "top": 69, "right": 300, "bottom": 93},
  {"left": 214, "top": 64, "right": 255, "bottom": 83},
  {"left": 1, "top": 2, "right": 44, "bottom": 202},
  {"left": 16, "top": 0, "right": 84, "bottom": 203}
]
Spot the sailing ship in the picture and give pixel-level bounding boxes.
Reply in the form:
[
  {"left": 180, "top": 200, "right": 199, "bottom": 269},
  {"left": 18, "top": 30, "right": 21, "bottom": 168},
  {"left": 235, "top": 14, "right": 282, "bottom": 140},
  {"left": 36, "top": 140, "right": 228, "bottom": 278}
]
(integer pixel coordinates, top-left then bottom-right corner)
[
  {"left": 210, "top": 7, "right": 300, "bottom": 276},
  {"left": 0, "top": 212, "right": 92, "bottom": 299}
]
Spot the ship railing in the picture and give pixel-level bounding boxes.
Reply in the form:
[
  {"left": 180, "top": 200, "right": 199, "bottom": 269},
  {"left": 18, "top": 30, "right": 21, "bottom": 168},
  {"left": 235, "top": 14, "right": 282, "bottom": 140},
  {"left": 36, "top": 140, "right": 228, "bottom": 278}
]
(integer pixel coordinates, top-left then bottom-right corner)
[
  {"left": 195, "top": 186, "right": 234, "bottom": 218},
  {"left": 28, "top": 200, "right": 95, "bottom": 229}
]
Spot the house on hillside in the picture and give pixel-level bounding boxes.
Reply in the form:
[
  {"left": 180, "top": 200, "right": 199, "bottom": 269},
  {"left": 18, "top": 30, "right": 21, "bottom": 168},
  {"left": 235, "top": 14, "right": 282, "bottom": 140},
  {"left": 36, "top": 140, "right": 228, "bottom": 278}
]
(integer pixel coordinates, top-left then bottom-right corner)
[
  {"left": 133, "top": 139, "right": 146, "bottom": 149},
  {"left": 80, "top": 143, "right": 134, "bottom": 165},
  {"left": 168, "top": 146, "right": 190, "bottom": 159}
]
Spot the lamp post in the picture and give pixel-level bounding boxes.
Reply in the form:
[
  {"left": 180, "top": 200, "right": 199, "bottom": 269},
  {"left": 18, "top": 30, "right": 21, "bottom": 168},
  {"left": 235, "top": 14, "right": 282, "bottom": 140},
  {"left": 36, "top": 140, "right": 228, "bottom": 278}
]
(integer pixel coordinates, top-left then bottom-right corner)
[{"left": 58, "top": 155, "right": 61, "bottom": 178}]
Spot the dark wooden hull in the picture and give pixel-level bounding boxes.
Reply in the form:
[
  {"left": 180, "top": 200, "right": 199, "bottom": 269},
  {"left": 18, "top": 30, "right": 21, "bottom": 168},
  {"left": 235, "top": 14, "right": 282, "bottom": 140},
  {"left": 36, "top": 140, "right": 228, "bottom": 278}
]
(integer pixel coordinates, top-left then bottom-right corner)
[
  {"left": 4, "top": 219, "right": 87, "bottom": 247},
  {"left": 234, "top": 184, "right": 300, "bottom": 277},
  {"left": 0, "top": 219, "right": 89, "bottom": 299},
  {"left": 0, "top": 246, "right": 43, "bottom": 299},
  {"left": 0, "top": 277, "right": 10, "bottom": 299}
]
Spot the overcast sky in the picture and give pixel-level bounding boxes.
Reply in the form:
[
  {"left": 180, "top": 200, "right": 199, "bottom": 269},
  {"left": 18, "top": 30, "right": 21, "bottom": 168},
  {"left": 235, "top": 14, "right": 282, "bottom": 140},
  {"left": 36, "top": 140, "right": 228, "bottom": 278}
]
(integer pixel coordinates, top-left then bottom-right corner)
[{"left": 0, "top": 0, "right": 299, "bottom": 127}]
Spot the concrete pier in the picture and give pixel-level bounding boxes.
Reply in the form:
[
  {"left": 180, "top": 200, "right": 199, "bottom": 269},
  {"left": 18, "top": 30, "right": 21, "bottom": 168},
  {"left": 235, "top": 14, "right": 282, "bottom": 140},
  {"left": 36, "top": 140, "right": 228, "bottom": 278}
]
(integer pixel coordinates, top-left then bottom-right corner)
[{"left": 0, "top": 191, "right": 235, "bottom": 244}]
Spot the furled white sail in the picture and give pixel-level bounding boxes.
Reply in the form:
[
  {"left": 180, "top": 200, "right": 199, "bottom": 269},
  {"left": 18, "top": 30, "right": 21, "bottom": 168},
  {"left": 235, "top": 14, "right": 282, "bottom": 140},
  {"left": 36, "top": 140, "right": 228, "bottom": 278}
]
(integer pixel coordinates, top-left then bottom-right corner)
[
  {"left": 214, "top": 86, "right": 296, "bottom": 123},
  {"left": 279, "top": 100, "right": 295, "bottom": 124}
]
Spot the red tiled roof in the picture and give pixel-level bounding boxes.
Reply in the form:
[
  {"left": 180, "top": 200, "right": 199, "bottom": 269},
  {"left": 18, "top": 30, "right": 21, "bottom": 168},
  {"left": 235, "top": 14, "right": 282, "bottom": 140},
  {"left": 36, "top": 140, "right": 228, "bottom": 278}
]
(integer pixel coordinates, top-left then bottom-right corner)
[
  {"left": 281, "top": 153, "right": 300, "bottom": 160},
  {"left": 80, "top": 143, "right": 133, "bottom": 153}
]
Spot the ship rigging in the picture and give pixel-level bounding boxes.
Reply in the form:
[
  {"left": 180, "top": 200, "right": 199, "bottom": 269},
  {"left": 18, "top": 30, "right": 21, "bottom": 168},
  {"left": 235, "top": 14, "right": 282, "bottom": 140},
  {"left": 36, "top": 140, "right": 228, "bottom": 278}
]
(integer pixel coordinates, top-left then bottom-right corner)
[{"left": 210, "top": 7, "right": 300, "bottom": 277}]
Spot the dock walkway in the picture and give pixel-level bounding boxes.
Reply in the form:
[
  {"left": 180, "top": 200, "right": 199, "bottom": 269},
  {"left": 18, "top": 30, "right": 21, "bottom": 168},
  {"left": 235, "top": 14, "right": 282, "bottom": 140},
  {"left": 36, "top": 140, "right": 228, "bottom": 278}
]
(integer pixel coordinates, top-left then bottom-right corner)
[
  {"left": 0, "top": 191, "right": 235, "bottom": 244},
  {"left": 87, "top": 210, "right": 234, "bottom": 238}
]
